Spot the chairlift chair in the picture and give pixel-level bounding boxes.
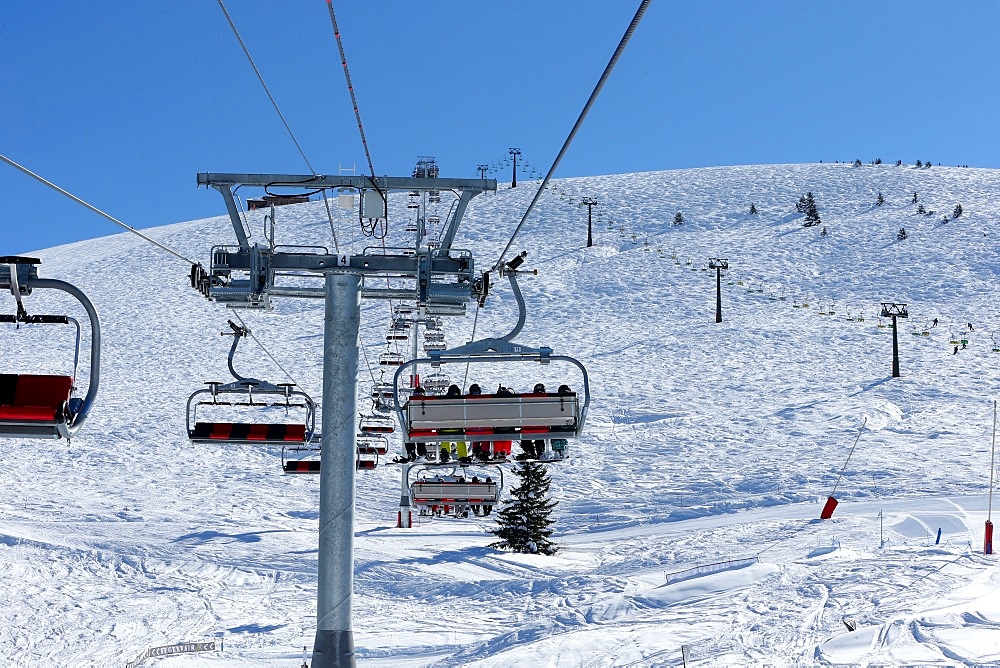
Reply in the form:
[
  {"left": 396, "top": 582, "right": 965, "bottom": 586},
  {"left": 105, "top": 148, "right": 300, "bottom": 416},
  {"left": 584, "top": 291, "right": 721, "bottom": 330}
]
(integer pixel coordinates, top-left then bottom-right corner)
[
  {"left": 423, "top": 340, "right": 447, "bottom": 353},
  {"left": 424, "top": 330, "right": 445, "bottom": 343},
  {"left": 390, "top": 269, "right": 590, "bottom": 447},
  {"left": 371, "top": 382, "right": 395, "bottom": 401},
  {"left": 386, "top": 328, "right": 408, "bottom": 342},
  {"left": 282, "top": 441, "right": 321, "bottom": 474},
  {"left": 187, "top": 321, "right": 316, "bottom": 446},
  {"left": 358, "top": 433, "right": 389, "bottom": 455},
  {"left": 0, "top": 257, "right": 101, "bottom": 440},
  {"left": 356, "top": 444, "right": 379, "bottom": 470},
  {"left": 359, "top": 413, "right": 395, "bottom": 434},
  {"left": 379, "top": 352, "right": 405, "bottom": 367},
  {"left": 421, "top": 372, "right": 450, "bottom": 394},
  {"left": 408, "top": 464, "right": 503, "bottom": 518}
]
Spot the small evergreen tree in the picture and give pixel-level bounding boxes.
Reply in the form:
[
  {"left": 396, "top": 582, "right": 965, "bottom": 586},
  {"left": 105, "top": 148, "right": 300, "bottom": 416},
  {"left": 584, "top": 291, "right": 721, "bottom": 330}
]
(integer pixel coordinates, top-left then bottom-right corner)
[
  {"left": 853, "top": 158, "right": 862, "bottom": 167},
  {"left": 489, "top": 461, "right": 559, "bottom": 555},
  {"left": 912, "top": 192, "right": 918, "bottom": 203},
  {"left": 953, "top": 204, "right": 963, "bottom": 218},
  {"left": 876, "top": 192, "right": 884, "bottom": 206},
  {"left": 916, "top": 160, "right": 923, "bottom": 168},
  {"left": 795, "top": 195, "right": 808, "bottom": 213},
  {"left": 917, "top": 203, "right": 926, "bottom": 214},
  {"left": 673, "top": 212, "right": 684, "bottom": 225},
  {"left": 896, "top": 159, "right": 903, "bottom": 166},
  {"left": 897, "top": 227, "right": 908, "bottom": 240},
  {"left": 874, "top": 158, "right": 882, "bottom": 165},
  {"left": 749, "top": 202, "right": 758, "bottom": 215},
  {"left": 925, "top": 160, "right": 931, "bottom": 168},
  {"left": 803, "top": 192, "right": 821, "bottom": 227},
  {"left": 821, "top": 226, "right": 828, "bottom": 237}
]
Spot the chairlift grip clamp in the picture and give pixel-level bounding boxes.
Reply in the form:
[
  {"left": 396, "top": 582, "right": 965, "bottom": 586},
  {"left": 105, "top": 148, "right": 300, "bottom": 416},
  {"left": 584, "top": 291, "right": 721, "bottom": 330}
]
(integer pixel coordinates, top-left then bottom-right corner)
[{"left": 539, "top": 346, "right": 553, "bottom": 365}]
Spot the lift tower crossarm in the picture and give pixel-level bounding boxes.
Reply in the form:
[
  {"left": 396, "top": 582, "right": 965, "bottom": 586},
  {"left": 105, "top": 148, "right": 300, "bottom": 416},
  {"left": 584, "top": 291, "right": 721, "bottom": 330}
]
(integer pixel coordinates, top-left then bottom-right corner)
[{"left": 197, "top": 173, "right": 496, "bottom": 252}]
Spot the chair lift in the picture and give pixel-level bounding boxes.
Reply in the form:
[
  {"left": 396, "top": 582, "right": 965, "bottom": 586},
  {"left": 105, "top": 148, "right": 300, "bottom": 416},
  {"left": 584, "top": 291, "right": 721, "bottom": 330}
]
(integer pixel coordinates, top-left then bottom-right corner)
[
  {"left": 422, "top": 340, "right": 447, "bottom": 353},
  {"left": 386, "top": 328, "right": 408, "bottom": 342},
  {"left": 390, "top": 264, "right": 590, "bottom": 448},
  {"left": 359, "top": 412, "right": 395, "bottom": 434},
  {"left": 186, "top": 320, "right": 316, "bottom": 445},
  {"left": 393, "top": 304, "right": 415, "bottom": 317},
  {"left": 371, "top": 381, "right": 395, "bottom": 401},
  {"left": 421, "top": 371, "right": 450, "bottom": 394},
  {"left": 408, "top": 463, "right": 503, "bottom": 518},
  {"left": 0, "top": 257, "right": 101, "bottom": 440},
  {"left": 424, "top": 330, "right": 445, "bottom": 342},
  {"left": 356, "top": 443, "right": 379, "bottom": 470},
  {"left": 358, "top": 433, "right": 389, "bottom": 455},
  {"left": 281, "top": 438, "right": 321, "bottom": 473},
  {"left": 379, "top": 351, "right": 405, "bottom": 367}
]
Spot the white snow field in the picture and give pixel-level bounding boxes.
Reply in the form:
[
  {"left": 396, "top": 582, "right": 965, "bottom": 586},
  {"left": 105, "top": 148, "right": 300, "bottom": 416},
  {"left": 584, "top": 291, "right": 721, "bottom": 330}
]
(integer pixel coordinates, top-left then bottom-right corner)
[{"left": 2, "top": 162, "right": 1000, "bottom": 666}]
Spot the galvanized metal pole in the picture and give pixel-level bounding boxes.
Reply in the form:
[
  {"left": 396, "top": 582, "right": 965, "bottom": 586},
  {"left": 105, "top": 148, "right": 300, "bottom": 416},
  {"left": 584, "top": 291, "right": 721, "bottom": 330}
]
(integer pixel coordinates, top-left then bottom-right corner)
[
  {"left": 715, "top": 266, "right": 723, "bottom": 323},
  {"left": 313, "top": 271, "right": 360, "bottom": 668},
  {"left": 891, "top": 315, "right": 901, "bottom": 377}
]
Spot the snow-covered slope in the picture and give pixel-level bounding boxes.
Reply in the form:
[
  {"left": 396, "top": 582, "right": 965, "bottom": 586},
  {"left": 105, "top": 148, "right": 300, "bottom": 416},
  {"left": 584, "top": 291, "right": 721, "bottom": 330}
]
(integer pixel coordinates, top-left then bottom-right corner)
[{"left": 2, "top": 162, "right": 999, "bottom": 666}]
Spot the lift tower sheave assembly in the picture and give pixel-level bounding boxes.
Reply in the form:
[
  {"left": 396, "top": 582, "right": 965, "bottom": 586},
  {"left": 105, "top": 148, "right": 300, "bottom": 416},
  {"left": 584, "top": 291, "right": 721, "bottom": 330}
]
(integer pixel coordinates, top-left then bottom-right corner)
[{"left": 192, "top": 171, "right": 495, "bottom": 668}]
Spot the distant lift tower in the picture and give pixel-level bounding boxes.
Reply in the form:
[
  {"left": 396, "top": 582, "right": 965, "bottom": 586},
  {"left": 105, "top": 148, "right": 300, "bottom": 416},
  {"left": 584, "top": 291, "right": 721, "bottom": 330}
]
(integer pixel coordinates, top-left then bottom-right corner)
[
  {"left": 709, "top": 258, "right": 729, "bottom": 323},
  {"left": 581, "top": 197, "right": 598, "bottom": 247},
  {"left": 192, "top": 171, "right": 496, "bottom": 668},
  {"left": 880, "top": 302, "right": 908, "bottom": 377},
  {"left": 508, "top": 147, "right": 521, "bottom": 188}
]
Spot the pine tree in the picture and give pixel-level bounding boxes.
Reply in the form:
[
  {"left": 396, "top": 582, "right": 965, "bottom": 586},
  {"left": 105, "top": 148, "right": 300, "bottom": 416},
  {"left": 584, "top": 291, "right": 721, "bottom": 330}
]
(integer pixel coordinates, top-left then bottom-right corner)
[
  {"left": 795, "top": 195, "right": 808, "bottom": 213},
  {"left": 953, "top": 204, "right": 963, "bottom": 218},
  {"left": 821, "top": 226, "right": 828, "bottom": 237},
  {"left": 917, "top": 203, "right": 926, "bottom": 214},
  {"left": 803, "top": 192, "right": 821, "bottom": 227},
  {"left": 489, "top": 460, "right": 559, "bottom": 555},
  {"left": 916, "top": 160, "right": 923, "bottom": 168},
  {"left": 749, "top": 202, "right": 758, "bottom": 215},
  {"left": 876, "top": 192, "right": 884, "bottom": 206},
  {"left": 673, "top": 212, "right": 684, "bottom": 225},
  {"left": 897, "top": 227, "right": 908, "bottom": 240}
]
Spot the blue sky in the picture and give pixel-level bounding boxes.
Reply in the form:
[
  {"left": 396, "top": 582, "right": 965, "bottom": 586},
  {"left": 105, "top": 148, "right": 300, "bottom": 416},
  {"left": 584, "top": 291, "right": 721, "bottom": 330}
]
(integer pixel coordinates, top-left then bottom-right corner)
[{"left": 3, "top": 1, "right": 998, "bottom": 255}]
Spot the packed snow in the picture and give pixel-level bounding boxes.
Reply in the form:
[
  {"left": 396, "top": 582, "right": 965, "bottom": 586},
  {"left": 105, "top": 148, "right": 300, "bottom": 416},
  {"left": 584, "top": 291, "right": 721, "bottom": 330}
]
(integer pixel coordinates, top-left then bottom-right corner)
[{"left": 2, "top": 162, "right": 999, "bottom": 666}]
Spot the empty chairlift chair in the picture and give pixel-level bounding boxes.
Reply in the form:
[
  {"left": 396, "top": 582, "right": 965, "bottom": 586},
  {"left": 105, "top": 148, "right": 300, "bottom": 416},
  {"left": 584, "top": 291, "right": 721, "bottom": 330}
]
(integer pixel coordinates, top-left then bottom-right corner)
[
  {"left": 0, "top": 257, "right": 101, "bottom": 440},
  {"left": 186, "top": 320, "right": 317, "bottom": 446}
]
